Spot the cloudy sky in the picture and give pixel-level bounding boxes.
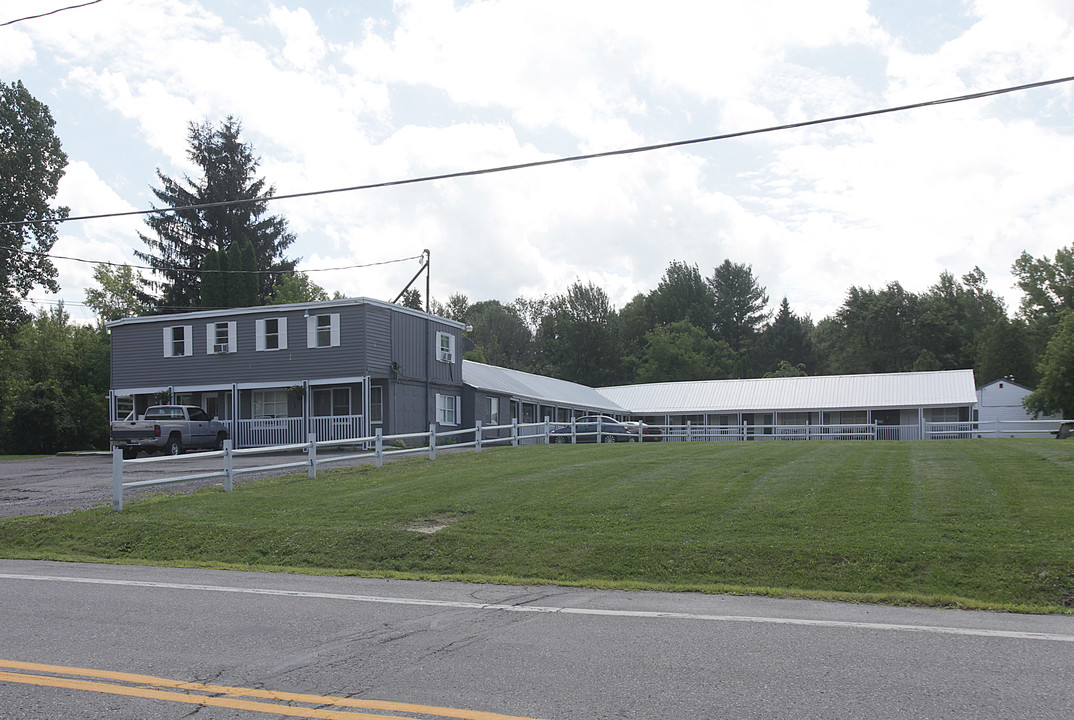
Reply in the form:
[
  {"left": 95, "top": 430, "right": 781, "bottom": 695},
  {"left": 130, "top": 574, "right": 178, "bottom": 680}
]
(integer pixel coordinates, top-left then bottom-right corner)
[{"left": 3, "top": 0, "right": 1074, "bottom": 323}]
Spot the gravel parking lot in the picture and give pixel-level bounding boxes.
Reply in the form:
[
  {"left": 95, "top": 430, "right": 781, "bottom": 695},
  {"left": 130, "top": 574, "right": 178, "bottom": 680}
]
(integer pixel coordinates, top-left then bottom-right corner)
[{"left": 0, "top": 447, "right": 402, "bottom": 517}]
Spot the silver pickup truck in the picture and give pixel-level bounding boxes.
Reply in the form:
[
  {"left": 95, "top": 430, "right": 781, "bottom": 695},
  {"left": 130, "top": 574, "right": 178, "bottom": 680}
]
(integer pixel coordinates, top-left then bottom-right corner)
[{"left": 110, "top": 405, "right": 230, "bottom": 459}]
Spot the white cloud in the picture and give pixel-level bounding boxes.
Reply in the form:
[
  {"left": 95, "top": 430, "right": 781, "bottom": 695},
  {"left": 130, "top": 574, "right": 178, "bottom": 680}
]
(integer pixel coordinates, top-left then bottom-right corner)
[
  {"left": 268, "top": 5, "right": 326, "bottom": 70},
  {"left": 8, "top": 0, "right": 1074, "bottom": 329}
]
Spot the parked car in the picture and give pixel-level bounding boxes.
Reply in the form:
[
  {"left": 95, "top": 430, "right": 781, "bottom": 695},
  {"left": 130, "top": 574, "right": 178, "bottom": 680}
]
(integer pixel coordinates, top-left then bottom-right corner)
[
  {"left": 550, "top": 415, "right": 634, "bottom": 443},
  {"left": 110, "top": 405, "right": 229, "bottom": 459},
  {"left": 623, "top": 421, "right": 663, "bottom": 442}
]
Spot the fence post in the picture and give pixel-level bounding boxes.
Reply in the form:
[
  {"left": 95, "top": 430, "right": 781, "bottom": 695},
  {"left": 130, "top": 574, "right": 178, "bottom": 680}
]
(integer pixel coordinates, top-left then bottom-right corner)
[
  {"left": 224, "top": 440, "right": 233, "bottom": 492},
  {"left": 429, "top": 423, "right": 437, "bottom": 460},
  {"left": 544, "top": 417, "right": 550, "bottom": 444},
  {"left": 571, "top": 417, "right": 577, "bottom": 444},
  {"left": 872, "top": 421, "right": 878, "bottom": 441},
  {"left": 112, "top": 447, "right": 124, "bottom": 512},
  {"left": 686, "top": 420, "right": 692, "bottom": 442},
  {"left": 742, "top": 422, "right": 748, "bottom": 441},
  {"left": 375, "top": 428, "right": 383, "bottom": 468},
  {"left": 512, "top": 418, "right": 518, "bottom": 447},
  {"left": 308, "top": 432, "right": 317, "bottom": 479},
  {"left": 475, "top": 420, "right": 482, "bottom": 453}
]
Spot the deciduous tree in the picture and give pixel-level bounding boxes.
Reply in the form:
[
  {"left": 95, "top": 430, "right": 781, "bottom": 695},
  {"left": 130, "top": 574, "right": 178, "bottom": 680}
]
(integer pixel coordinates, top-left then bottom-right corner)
[
  {"left": 1024, "top": 311, "right": 1074, "bottom": 418},
  {"left": 84, "top": 265, "right": 151, "bottom": 322},
  {"left": 0, "top": 80, "right": 68, "bottom": 332}
]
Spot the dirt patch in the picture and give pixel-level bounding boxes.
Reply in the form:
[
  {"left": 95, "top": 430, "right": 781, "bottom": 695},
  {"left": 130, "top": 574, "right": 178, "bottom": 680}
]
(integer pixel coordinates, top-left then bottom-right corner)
[{"left": 401, "top": 515, "right": 464, "bottom": 534}]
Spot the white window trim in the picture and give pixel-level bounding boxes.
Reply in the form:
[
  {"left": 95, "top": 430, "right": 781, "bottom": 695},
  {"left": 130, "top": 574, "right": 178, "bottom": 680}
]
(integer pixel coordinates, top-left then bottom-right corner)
[
  {"left": 488, "top": 396, "right": 500, "bottom": 425},
  {"left": 163, "top": 325, "right": 193, "bottom": 358},
  {"left": 256, "top": 317, "right": 288, "bottom": 352},
  {"left": 205, "top": 321, "right": 237, "bottom": 354},
  {"left": 252, "top": 389, "right": 289, "bottom": 419},
  {"left": 436, "top": 393, "right": 461, "bottom": 426},
  {"left": 370, "top": 385, "right": 383, "bottom": 424},
  {"left": 307, "top": 313, "right": 340, "bottom": 348},
  {"left": 436, "top": 331, "right": 455, "bottom": 363}
]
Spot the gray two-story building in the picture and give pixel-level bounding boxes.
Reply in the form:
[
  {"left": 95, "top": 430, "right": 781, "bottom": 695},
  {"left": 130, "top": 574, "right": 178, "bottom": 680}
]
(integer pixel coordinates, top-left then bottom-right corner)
[{"left": 107, "top": 297, "right": 466, "bottom": 447}]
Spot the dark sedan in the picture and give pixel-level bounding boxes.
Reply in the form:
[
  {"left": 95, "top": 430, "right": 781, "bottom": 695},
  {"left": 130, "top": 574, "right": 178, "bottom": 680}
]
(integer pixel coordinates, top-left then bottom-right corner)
[{"left": 550, "top": 416, "right": 633, "bottom": 443}]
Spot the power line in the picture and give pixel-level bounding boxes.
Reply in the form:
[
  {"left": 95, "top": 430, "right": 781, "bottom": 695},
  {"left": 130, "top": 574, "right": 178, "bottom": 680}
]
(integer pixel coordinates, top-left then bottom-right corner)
[
  {"left": 3, "top": 74, "right": 1073, "bottom": 230},
  {"left": 0, "top": 0, "right": 103, "bottom": 27},
  {"left": 0, "top": 243, "right": 423, "bottom": 275}
]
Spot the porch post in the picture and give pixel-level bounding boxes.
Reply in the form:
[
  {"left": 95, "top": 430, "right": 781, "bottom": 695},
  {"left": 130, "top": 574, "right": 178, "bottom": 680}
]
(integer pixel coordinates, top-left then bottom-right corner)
[
  {"left": 363, "top": 376, "right": 372, "bottom": 442},
  {"left": 231, "top": 383, "right": 239, "bottom": 449}
]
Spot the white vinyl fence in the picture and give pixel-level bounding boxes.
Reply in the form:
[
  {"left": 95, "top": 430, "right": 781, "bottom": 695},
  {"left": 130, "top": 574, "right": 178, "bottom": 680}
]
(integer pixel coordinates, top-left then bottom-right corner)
[{"left": 111, "top": 416, "right": 1073, "bottom": 510}]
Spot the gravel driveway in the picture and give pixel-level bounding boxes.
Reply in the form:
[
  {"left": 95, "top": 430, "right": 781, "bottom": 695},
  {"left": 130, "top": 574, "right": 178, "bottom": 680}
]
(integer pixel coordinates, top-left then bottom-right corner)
[{"left": 0, "top": 447, "right": 419, "bottom": 517}]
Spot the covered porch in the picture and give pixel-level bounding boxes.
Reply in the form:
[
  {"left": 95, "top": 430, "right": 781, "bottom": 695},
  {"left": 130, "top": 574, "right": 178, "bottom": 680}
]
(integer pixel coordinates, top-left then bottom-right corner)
[{"left": 110, "top": 375, "right": 383, "bottom": 448}]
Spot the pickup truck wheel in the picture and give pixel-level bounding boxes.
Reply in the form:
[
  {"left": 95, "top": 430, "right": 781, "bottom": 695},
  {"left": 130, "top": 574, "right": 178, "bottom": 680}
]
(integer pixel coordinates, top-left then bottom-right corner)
[
  {"left": 214, "top": 433, "right": 227, "bottom": 451},
  {"left": 165, "top": 436, "right": 182, "bottom": 456},
  {"left": 122, "top": 448, "right": 138, "bottom": 460}
]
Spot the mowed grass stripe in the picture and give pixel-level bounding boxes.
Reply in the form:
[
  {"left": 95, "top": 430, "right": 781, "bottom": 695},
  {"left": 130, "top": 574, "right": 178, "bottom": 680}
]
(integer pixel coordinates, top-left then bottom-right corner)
[{"left": 0, "top": 440, "right": 1071, "bottom": 612}]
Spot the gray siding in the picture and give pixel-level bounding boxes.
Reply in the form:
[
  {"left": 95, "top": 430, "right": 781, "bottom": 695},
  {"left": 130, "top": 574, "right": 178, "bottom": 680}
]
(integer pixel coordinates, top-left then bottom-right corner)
[
  {"left": 110, "top": 298, "right": 466, "bottom": 438},
  {"left": 111, "top": 303, "right": 452, "bottom": 389}
]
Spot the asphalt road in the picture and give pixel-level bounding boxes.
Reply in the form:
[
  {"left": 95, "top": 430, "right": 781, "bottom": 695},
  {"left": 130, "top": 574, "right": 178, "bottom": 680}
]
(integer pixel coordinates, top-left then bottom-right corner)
[{"left": 0, "top": 560, "right": 1072, "bottom": 719}]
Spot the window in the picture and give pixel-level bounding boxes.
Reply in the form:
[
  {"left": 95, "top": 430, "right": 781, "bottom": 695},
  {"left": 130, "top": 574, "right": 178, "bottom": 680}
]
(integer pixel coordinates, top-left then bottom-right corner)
[
  {"left": 205, "top": 321, "right": 236, "bottom": 354},
  {"left": 256, "top": 317, "right": 287, "bottom": 351},
  {"left": 252, "top": 390, "right": 288, "bottom": 419},
  {"left": 488, "top": 397, "right": 500, "bottom": 425},
  {"left": 436, "top": 331, "right": 455, "bottom": 363},
  {"left": 436, "top": 393, "right": 460, "bottom": 425},
  {"left": 163, "top": 325, "right": 192, "bottom": 357},
  {"left": 370, "top": 385, "right": 383, "bottom": 423},
  {"left": 313, "top": 387, "right": 351, "bottom": 417},
  {"left": 307, "top": 313, "right": 340, "bottom": 348},
  {"left": 926, "top": 407, "right": 960, "bottom": 423}
]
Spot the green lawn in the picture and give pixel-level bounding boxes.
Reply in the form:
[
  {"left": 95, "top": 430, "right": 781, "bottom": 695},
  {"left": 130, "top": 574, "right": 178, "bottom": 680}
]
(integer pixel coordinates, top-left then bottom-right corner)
[{"left": 1, "top": 440, "right": 1072, "bottom": 612}]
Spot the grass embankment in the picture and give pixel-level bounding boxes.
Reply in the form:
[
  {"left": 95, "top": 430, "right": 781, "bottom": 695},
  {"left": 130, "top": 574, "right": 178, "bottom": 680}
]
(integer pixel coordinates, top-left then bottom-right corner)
[{"left": 1, "top": 440, "right": 1072, "bottom": 612}]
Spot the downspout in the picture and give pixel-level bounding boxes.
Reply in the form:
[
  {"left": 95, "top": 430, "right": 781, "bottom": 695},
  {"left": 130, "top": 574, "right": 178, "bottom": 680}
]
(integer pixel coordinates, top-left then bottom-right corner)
[{"left": 425, "top": 314, "right": 431, "bottom": 431}]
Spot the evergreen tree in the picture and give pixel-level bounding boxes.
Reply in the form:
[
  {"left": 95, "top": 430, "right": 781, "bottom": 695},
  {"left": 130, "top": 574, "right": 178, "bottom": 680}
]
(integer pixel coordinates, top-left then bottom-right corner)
[
  {"left": 755, "top": 297, "right": 816, "bottom": 376},
  {"left": 136, "top": 116, "right": 296, "bottom": 309},
  {"left": 200, "top": 249, "right": 226, "bottom": 309},
  {"left": 708, "top": 260, "right": 770, "bottom": 356}
]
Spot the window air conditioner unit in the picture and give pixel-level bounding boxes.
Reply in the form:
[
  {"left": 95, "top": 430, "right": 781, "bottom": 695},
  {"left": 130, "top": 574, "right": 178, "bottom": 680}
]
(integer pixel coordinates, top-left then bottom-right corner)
[
  {"left": 213, "top": 343, "right": 229, "bottom": 354},
  {"left": 439, "top": 350, "right": 452, "bottom": 362}
]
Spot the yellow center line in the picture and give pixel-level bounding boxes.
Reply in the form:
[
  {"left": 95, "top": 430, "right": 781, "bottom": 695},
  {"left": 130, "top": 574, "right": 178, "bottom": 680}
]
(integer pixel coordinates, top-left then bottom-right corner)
[{"left": 0, "top": 660, "right": 548, "bottom": 720}]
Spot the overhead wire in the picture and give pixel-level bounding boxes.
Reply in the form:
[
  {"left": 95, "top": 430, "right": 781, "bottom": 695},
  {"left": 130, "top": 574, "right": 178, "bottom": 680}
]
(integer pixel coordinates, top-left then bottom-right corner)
[
  {"left": 0, "top": 0, "right": 103, "bottom": 27},
  {"left": 0, "top": 242, "right": 423, "bottom": 275},
  {"left": 2, "top": 74, "right": 1073, "bottom": 230}
]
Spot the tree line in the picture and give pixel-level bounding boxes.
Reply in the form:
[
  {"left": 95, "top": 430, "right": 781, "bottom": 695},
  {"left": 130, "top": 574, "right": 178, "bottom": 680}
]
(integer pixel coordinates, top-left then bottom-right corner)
[{"left": 3, "top": 79, "right": 1074, "bottom": 453}]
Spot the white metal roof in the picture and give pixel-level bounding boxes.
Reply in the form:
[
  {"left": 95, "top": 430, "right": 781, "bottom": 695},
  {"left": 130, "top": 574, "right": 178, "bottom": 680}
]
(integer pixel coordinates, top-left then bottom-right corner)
[
  {"left": 597, "top": 369, "right": 978, "bottom": 414},
  {"left": 463, "top": 360, "right": 626, "bottom": 413}
]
